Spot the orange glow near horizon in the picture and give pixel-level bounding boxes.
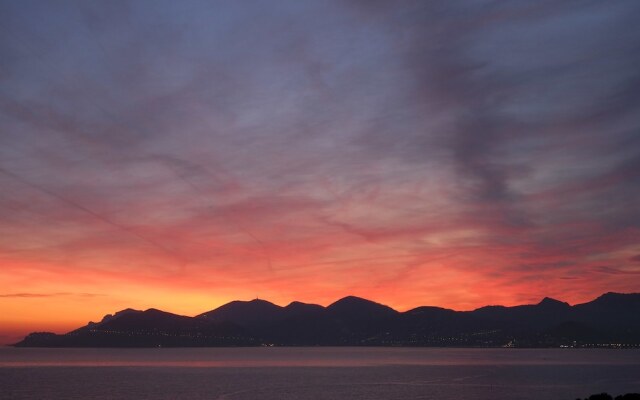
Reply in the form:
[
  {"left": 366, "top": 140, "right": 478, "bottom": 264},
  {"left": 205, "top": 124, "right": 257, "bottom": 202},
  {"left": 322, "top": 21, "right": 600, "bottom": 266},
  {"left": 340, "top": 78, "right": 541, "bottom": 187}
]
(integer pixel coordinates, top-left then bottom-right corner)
[{"left": 2, "top": 224, "right": 639, "bottom": 345}]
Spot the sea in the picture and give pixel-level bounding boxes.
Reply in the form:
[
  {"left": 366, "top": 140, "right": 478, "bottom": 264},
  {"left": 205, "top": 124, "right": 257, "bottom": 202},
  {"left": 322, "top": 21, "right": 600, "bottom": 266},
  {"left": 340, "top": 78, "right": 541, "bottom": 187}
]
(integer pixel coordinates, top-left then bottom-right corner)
[{"left": 0, "top": 347, "right": 638, "bottom": 400}]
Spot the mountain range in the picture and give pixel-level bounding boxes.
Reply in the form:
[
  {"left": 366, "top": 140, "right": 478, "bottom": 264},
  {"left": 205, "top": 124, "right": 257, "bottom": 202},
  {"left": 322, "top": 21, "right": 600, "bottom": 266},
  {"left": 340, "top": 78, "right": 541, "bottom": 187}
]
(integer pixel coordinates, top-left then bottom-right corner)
[{"left": 14, "top": 292, "right": 640, "bottom": 347}]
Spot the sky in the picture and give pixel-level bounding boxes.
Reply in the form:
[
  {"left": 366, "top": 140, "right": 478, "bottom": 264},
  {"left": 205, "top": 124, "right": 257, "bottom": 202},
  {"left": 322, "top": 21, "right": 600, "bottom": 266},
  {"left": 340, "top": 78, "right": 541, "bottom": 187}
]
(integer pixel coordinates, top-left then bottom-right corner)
[{"left": 1, "top": 0, "right": 639, "bottom": 344}]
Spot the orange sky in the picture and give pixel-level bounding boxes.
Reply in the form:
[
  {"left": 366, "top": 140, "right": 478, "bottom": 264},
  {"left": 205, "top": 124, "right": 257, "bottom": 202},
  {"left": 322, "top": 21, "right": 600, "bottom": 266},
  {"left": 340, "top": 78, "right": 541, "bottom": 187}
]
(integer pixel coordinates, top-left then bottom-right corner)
[
  {"left": 2, "top": 224, "right": 639, "bottom": 345},
  {"left": 2, "top": 1, "right": 640, "bottom": 345}
]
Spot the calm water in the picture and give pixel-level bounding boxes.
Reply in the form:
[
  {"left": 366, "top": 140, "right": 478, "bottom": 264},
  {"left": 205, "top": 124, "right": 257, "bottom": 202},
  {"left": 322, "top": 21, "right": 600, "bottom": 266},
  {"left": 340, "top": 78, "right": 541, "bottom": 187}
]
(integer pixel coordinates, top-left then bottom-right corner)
[{"left": 1, "top": 347, "right": 638, "bottom": 399}]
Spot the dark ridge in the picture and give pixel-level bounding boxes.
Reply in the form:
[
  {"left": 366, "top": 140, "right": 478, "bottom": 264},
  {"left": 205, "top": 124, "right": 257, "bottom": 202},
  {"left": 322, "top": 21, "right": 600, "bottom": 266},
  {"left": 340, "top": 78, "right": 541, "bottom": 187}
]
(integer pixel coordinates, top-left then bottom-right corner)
[
  {"left": 13, "top": 292, "right": 640, "bottom": 347},
  {"left": 405, "top": 306, "right": 455, "bottom": 315},
  {"left": 197, "top": 299, "right": 284, "bottom": 327},
  {"left": 584, "top": 292, "right": 640, "bottom": 307},
  {"left": 537, "top": 297, "right": 570, "bottom": 308},
  {"left": 327, "top": 296, "right": 398, "bottom": 318},
  {"left": 283, "top": 301, "right": 324, "bottom": 317}
]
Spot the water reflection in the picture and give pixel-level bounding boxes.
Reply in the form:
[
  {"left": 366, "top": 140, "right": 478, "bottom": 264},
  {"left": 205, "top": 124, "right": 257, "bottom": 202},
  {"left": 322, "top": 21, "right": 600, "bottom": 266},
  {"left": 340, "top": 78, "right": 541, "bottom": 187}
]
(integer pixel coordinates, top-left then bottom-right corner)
[{"left": 1, "top": 347, "right": 639, "bottom": 367}]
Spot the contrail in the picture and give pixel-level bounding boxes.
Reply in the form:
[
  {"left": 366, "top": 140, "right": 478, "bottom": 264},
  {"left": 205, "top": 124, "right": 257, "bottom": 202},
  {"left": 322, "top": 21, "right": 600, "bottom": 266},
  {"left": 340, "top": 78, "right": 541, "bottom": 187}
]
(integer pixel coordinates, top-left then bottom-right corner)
[
  {"left": 158, "top": 158, "right": 273, "bottom": 272},
  {"left": 273, "top": 252, "right": 452, "bottom": 272},
  {"left": 0, "top": 166, "right": 179, "bottom": 258}
]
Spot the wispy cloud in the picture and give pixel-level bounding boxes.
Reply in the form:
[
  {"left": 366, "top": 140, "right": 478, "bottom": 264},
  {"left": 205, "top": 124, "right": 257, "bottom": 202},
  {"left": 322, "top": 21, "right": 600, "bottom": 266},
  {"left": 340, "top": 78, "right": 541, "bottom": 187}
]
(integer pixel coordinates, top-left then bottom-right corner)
[
  {"left": 0, "top": 0, "right": 638, "bottom": 315},
  {"left": 0, "top": 293, "right": 104, "bottom": 298}
]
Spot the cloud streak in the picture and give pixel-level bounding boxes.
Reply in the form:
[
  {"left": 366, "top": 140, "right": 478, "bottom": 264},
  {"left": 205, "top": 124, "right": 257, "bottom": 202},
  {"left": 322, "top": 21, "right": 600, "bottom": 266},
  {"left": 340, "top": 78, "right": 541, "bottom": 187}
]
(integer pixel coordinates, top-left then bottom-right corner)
[
  {"left": 0, "top": 292, "right": 103, "bottom": 298},
  {"left": 0, "top": 0, "right": 639, "bottom": 331}
]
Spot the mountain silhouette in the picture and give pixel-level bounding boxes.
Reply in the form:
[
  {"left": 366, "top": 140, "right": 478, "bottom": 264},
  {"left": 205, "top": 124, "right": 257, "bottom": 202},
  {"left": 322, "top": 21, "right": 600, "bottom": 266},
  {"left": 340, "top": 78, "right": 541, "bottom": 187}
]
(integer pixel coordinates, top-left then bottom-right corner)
[
  {"left": 14, "top": 292, "right": 640, "bottom": 347},
  {"left": 326, "top": 296, "right": 398, "bottom": 320},
  {"left": 538, "top": 297, "right": 570, "bottom": 308},
  {"left": 283, "top": 301, "right": 325, "bottom": 317},
  {"left": 198, "top": 299, "right": 285, "bottom": 327}
]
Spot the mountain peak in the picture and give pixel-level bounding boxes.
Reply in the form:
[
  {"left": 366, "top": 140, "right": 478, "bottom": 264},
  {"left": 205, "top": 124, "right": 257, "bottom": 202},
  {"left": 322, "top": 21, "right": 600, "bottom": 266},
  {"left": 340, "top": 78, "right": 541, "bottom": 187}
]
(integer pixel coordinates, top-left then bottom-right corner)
[
  {"left": 285, "top": 300, "right": 322, "bottom": 309},
  {"left": 197, "top": 298, "right": 283, "bottom": 326},
  {"left": 537, "top": 297, "right": 569, "bottom": 307},
  {"left": 142, "top": 308, "right": 181, "bottom": 316},
  {"left": 248, "top": 298, "right": 277, "bottom": 306},
  {"left": 590, "top": 292, "right": 640, "bottom": 306},
  {"left": 329, "top": 295, "right": 380, "bottom": 306},
  {"left": 98, "top": 308, "right": 140, "bottom": 324},
  {"left": 598, "top": 292, "right": 625, "bottom": 300},
  {"left": 283, "top": 301, "right": 324, "bottom": 317},
  {"left": 327, "top": 296, "right": 398, "bottom": 319}
]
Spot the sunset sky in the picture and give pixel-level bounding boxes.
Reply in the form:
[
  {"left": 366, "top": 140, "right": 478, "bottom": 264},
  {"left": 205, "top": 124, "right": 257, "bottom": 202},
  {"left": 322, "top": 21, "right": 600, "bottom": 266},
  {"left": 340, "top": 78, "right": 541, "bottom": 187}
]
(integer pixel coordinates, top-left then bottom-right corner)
[{"left": 1, "top": 1, "right": 639, "bottom": 345}]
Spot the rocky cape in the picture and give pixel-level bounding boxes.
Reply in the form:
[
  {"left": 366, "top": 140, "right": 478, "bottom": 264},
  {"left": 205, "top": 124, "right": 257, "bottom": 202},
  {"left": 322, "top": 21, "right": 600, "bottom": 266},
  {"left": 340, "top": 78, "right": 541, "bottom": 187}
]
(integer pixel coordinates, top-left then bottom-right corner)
[{"left": 14, "top": 292, "right": 640, "bottom": 348}]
